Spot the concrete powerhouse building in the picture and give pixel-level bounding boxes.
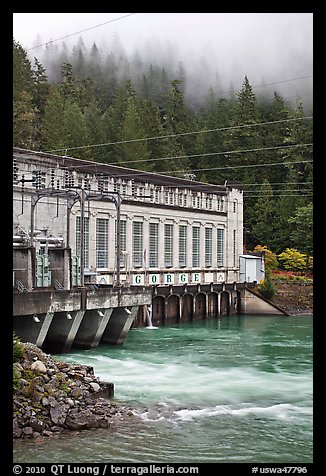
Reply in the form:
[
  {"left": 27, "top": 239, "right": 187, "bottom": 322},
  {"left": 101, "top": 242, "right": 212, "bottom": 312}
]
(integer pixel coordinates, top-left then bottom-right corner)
[
  {"left": 13, "top": 148, "right": 275, "bottom": 351},
  {"left": 13, "top": 147, "right": 244, "bottom": 287}
]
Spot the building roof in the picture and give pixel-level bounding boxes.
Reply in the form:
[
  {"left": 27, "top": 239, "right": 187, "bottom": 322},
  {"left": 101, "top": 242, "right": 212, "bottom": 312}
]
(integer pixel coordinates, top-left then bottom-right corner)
[{"left": 13, "top": 147, "right": 240, "bottom": 194}]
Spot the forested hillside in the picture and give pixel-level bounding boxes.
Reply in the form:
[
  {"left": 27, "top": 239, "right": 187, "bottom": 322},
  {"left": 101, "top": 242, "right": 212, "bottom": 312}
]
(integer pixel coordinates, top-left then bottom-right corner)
[{"left": 13, "top": 39, "right": 313, "bottom": 255}]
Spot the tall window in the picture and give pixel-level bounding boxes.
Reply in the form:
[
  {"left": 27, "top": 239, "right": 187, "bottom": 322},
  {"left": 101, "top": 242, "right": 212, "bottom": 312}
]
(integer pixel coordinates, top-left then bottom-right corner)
[
  {"left": 205, "top": 228, "right": 212, "bottom": 267},
  {"left": 76, "top": 216, "right": 89, "bottom": 269},
  {"left": 164, "top": 223, "right": 173, "bottom": 267},
  {"left": 192, "top": 226, "right": 200, "bottom": 267},
  {"left": 217, "top": 228, "right": 224, "bottom": 267},
  {"left": 115, "top": 219, "right": 127, "bottom": 268},
  {"left": 149, "top": 222, "right": 159, "bottom": 268},
  {"left": 233, "top": 229, "right": 237, "bottom": 268},
  {"left": 96, "top": 218, "right": 108, "bottom": 268},
  {"left": 179, "top": 225, "right": 187, "bottom": 267},
  {"left": 132, "top": 221, "right": 143, "bottom": 268}
]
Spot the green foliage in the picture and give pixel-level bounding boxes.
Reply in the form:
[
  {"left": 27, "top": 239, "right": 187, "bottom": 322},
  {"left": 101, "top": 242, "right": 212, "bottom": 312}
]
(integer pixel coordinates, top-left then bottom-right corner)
[
  {"left": 13, "top": 364, "right": 21, "bottom": 392},
  {"left": 13, "top": 40, "right": 313, "bottom": 254},
  {"left": 13, "top": 332, "right": 25, "bottom": 363},
  {"left": 278, "top": 248, "right": 308, "bottom": 273},
  {"left": 13, "top": 332, "right": 24, "bottom": 393},
  {"left": 288, "top": 203, "right": 313, "bottom": 255},
  {"left": 258, "top": 274, "right": 276, "bottom": 300},
  {"left": 253, "top": 245, "right": 278, "bottom": 271}
]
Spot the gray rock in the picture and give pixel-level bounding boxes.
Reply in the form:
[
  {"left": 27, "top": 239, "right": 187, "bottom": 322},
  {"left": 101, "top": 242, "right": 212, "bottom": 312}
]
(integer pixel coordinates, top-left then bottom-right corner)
[
  {"left": 65, "top": 408, "right": 99, "bottom": 430},
  {"left": 31, "top": 360, "right": 47, "bottom": 373},
  {"left": 89, "top": 382, "right": 100, "bottom": 392},
  {"left": 49, "top": 403, "right": 67, "bottom": 425},
  {"left": 29, "top": 417, "right": 45, "bottom": 433},
  {"left": 23, "top": 426, "right": 34, "bottom": 436}
]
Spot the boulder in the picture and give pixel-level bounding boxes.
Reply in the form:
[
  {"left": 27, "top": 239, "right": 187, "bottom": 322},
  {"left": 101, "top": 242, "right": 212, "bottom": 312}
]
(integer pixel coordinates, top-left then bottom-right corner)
[
  {"left": 65, "top": 408, "right": 99, "bottom": 430},
  {"left": 31, "top": 360, "right": 47, "bottom": 373}
]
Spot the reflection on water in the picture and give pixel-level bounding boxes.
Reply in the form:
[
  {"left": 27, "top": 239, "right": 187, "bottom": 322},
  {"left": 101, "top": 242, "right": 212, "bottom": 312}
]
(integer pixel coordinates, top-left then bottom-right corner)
[{"left": 13, "top": 315, "right": 313, "bottom": 463}]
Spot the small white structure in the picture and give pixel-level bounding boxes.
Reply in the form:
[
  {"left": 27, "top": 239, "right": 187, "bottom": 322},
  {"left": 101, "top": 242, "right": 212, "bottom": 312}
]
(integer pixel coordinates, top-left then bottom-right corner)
[{"left": 239, "top": 254, "right": 265, "bottom": 283}]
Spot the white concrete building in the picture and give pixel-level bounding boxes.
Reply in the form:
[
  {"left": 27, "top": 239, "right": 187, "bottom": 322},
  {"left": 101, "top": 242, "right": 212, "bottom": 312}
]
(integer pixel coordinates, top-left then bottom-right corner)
[{"left": 13, "top": 148, "right": 244, "bottom": 287}]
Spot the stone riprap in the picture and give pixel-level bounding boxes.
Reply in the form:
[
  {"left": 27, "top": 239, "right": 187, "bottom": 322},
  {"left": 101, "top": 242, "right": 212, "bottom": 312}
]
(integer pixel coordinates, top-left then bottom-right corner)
[{"left": 13, "top": 343, "right": 134, "bottom": 439}]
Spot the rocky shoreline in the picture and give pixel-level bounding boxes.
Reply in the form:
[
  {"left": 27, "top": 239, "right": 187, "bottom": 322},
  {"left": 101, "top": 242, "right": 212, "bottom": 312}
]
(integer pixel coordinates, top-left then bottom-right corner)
[
  {"left": 13, "top": 342, "right": 135, "bottom": 439},
  {"left": 270, "top": 283, "right": 313, "bottom": 316}
]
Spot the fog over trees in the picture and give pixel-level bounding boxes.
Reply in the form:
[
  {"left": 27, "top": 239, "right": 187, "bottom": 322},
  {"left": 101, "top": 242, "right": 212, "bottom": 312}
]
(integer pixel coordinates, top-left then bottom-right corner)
[{"left": 13, "top": 38, "right": 313, "bottom": 254}]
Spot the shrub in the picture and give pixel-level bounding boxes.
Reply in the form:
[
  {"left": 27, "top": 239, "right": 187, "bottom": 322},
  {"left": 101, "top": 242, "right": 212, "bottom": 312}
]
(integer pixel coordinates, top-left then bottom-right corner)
[
  {"left": 253, "top": 245, "right": 278, "bottom": 271},
  {"left": 278, "top": 248, "right": 307, "bottom": 273},
  {"left": 258, "top": 274, "right": 276, "bottom": 300},
  {"left": 13, "top": 363, "right": 21, "bottom": 392},
  {"left": 13, "top": 332, "right": 25, "bottom": 363}
]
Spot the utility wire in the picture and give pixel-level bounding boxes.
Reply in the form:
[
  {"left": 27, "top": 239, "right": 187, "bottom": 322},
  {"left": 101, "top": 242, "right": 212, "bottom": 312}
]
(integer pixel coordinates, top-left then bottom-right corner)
[
  {"left": 26, "top": 13, "right": 137, "bottom": 51},
  {"left": 150, "top": 159, "right": 313, "bottom": 178},
  {"left": 242, "top": 193, "right": 313, "bottom": 198},
  {"left": 192, "top": 75, "right": 313, "bottom": 101},
  {"left": 109, "top": 143, "right": 313, "bottom": 167},
  {"left": 109, "top": 143, "right": 313, "bottom": 170},
  {"left": 244, "top": 188, "right": 312, "bottom": 194},
  {"left": 46, "top": 116, "right": 313, "bottom": 156}
]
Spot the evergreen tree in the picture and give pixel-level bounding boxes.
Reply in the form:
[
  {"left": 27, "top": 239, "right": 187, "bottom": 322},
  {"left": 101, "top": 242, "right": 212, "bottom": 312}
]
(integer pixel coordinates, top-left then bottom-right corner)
[
  {"left": 138, "top": 98, "right": 171, "bottom": 172},
  {"left": 288, "top": 202, "right": 313, "bottom": 255},
  {"left": 120, "top": 98, "right": 149, "bottom": 166},
  {"left": 13, "top": 40, "right": 37, "bottom": 148},
  {"left": 250, "top": 179, "right": 276, "bottom": 249},
  {"left": 225, "top": 75, "right": 261, "bottom": 184},
  {"left": 61, "top": 100, "right": 90, "bottom": 159},
  {"left": 195, "top": 95, "right": 231, "bottom": 184},
  {"left": 41, "top": 85, "right": 66, "bottom": 152},
  {"left": 31, "top": 57, "right": 49, "bottom": 149},
  {"left": 99, "top": 80, "right": 136, "bottom": 163}
]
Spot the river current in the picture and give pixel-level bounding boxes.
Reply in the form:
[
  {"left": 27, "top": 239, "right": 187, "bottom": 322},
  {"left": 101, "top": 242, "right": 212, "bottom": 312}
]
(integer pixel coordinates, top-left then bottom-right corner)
[{"left": 13, "top": 314, "right": 313, "bottom": 463}]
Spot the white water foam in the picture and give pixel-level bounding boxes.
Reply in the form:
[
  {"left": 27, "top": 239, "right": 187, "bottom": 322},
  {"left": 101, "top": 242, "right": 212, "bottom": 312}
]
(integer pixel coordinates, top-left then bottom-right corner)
[{"left": 173, "top": 403, "right": 313, "bottom": 422}]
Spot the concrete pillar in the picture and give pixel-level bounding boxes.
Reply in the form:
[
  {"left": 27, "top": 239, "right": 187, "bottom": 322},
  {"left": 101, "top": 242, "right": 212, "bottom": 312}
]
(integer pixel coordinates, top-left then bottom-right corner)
[
  {"left": 13, "top": 314, "right": 43, "bottom": 345},
  {"left": 73, "top": 308, "right": 113, "bottom": 349},
  {"left": 217, "top": 292, "right": 221, "bottom": 315},
  {"left": 43, "top": 310, "right": 85, "bottom": 353},
  {"left": 35, "top": 312, "right": 55, "bottom": 348},
  {"left": 101, "top": 306, "right": 137, "bottom": 345},
  {"left": 62, "top": 310, "right": 85, "bottom": 352}
]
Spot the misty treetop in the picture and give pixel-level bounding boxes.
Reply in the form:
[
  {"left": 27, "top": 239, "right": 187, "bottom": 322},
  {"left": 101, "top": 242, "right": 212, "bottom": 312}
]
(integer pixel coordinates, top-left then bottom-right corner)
[{"left": 13, "top": 39, "right": 313, "bottom": 255}]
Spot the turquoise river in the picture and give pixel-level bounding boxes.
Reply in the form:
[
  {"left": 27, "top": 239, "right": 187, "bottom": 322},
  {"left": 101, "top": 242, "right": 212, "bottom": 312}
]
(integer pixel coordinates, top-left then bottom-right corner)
[{"left": 13, "top": 314, "right": 313, "bottom": 464}]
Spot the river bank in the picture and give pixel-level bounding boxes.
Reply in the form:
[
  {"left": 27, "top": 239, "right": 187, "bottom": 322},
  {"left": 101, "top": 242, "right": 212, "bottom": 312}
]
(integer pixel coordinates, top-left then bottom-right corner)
[
  {"left": 13, "top": 282, "right": 312, "bottom": 440},
  {"left": 270, "top": 282, "right": 313, "bottom": 316},
  {"left": 13, "top": 342, "right": 135, "bottom": 439},
  {"left": 14, "top": 316, "right": 313, "bottom": 463}
]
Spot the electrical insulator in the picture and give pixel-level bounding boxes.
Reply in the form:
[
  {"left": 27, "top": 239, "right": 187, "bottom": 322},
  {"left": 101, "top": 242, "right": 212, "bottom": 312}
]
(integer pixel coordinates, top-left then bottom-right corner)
[
  {"left": 37, "top": 170, "right": 42, "bottom": 190},
  {"left": 64, "top": 169, "right": 69, "bottom": 188},
  {"left": 98, "top": 174, "right": 103, "bottom": 192},
  {"left": 50, "top": 169, "right": 55, "bottom": 188},
  {"left": 84, "top": 174, "right": 90, "bottom": 190}
]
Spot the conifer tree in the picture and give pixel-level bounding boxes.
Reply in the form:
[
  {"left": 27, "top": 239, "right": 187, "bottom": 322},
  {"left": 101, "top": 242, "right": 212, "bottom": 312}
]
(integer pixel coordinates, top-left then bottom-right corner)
[
  {"left": 41, "top": 85, "right": 66, "bottom": 152},
  {"left": 13, "top": 40, "right": 37, "bottom": 148}
]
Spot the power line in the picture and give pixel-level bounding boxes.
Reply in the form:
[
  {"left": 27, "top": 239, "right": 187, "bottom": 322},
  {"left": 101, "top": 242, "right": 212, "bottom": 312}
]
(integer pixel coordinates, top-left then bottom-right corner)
[
  {"left": 242, "top": 193, "right": 313, "bottom": 198},
  {"left": 113, "top": 143, "right": 313, "bottom": 170},
  {"left": 250, "top": 75, "right": 313, "bottom": 90},
  {"left": 42, "top": 142, "right": 313, "bottom": 178},
  {"left": 244, "top": 188, "right": 312, "bottom": 194},
  {"left": 154, "top": 159, "right": 313, "bottom": 178},
  {"left": 243, "top": 181, "right": 313, "bottom": 187},
  {"left": 26, "top": 13, "right": 137, "bottom": 51},
  {"left": 46, "top": 116, "right": 313, "bottom": 155},
  {"left": 111, "top": 143, "right": 313, "bottom": 167},
  {"left": 193, "top": 75, "right": 313, "bottom": 101}
]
